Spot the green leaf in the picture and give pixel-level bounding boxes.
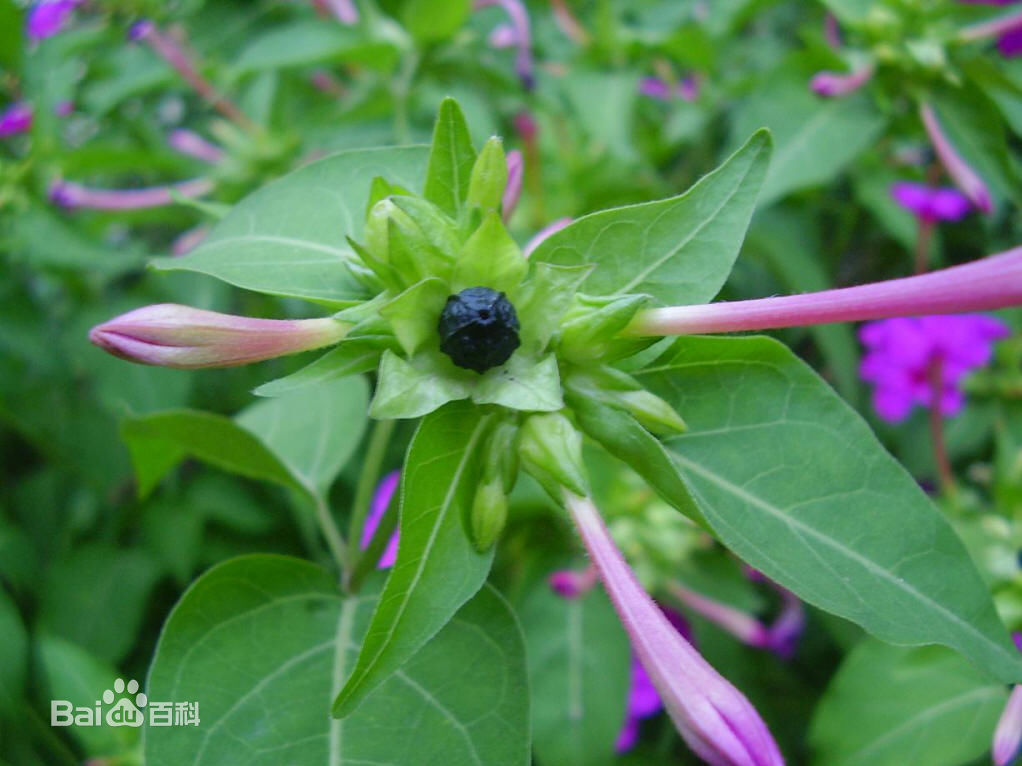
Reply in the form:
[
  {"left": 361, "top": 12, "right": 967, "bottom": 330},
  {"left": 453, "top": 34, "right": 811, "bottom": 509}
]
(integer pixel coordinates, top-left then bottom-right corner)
[
  {"left": 37, "top": 635, "right": 138, "bottom": 757},
  {"left": 334, "top": 402, "right": 496, "bottom": 717},
  {"left": 38, "top": 543, "right": 160, "bottom": 664},
  {"left": 820, "top": 0, "right": 873, "bottom": 24},
  {"left": 0, "top": 588, "right": 26, "bottom": 721},
  {"left": 123, "top": 378, "right": 368, "bottom": 498},
  {"left": 570, "top": 395, "right": 703, "bottom": 525},
  {"left": 531, "top": 130, "right": 772, "bottom": 305},
  {"left": 403, "top": 0, "right": 471, "bottom": 42},
  {"left": 253, "top": 342, "right": 380, "bottom": 397},
  {"left": 236, "top": 377, "right": 369, "bottom": 496},
  {"left": 637, "top": 336, "right": 1022, "bottom": 683},
  {"left": 145, "top": 555, "right": 529, "bottom": 765},
  {"left": 379, "top": 278, "right": 449, "bottom": 356},
  {"left": 731, "top": 75, "right": 885, "bottom": 206},
  {"left": 452, "top": 211, "right": 527, "bottom": 294},
  {"left": 473, "top": 354, "right": 564, "bottom": 412},
  {"left": 423, "top": 98, "right": 477, "bottom": 219},
  {"left": 232, "top": 21, "right": 398, "bottom": 75},
  {"left": 517, "top": 263, "right": 594, "bottom": 353},
  {"left": 809, "top": 639, "right": 1008, "bottom": 766},
  {"left": 519, "top": 578, "right": 630, "bottom": 766},
  {"left": 155, "top": 147, "right": 429, "bottom": 306},
  {"left": 369, "top": 349, "right": 473, "bottom": 419}
]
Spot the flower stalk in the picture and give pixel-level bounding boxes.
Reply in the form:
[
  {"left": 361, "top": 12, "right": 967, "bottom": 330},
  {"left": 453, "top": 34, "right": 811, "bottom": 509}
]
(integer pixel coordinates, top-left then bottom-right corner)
[
  {"left": 89, "top": 304, "right": 349, "bottom": 369},
  {"left": 624, "top": 246, "right": 1022, "bottom": 337},
  {"left": 919, "top": 102, "right": 993, "bottom": 213},
  {"left": 50, "top": 178, "right": 214, "bottom": 210},
  {"left": 565, "top": 492, "right": 785, "bottom": 766}
]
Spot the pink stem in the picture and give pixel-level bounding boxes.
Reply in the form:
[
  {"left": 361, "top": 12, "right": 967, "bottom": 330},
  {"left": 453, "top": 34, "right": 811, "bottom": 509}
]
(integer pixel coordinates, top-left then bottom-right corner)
[{"left": 625, "top": 246, "right": 1022, "bottom": 336}]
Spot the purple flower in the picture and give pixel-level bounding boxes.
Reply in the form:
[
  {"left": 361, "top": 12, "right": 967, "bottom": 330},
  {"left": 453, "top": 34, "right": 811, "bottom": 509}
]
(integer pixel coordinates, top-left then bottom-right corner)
[
  {"left": 565, "top": 492, "right": 785, "bottom": 765},
  {"left": 89, "top": 304, "right": 349, "bottom": 369},
  {"left": 359, "top": 471, "right": 400, "bottom": 568},
  {"left": 890, "top": 182, "right": 972, "bottom": 223},
  {"left": 859, "top": 314, "right": 1010, "bottom": 422},
  {"left": 0, "top": 102, "right": 32, "bottom": 137},
  {"left": 26, "top": 0, "right": 80, "bottom": 41}
]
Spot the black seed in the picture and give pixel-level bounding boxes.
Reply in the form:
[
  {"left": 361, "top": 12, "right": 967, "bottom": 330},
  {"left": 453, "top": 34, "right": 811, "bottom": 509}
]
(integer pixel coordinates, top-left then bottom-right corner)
[{"left": 438, "top": 287, "right": 521, "bottom": 373}]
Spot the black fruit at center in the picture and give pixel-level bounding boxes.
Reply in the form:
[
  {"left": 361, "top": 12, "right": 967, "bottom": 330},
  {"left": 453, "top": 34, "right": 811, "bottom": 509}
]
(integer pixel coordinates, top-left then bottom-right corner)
[{"left": 438, "top": 287, "right": 521, "bottom": 373}]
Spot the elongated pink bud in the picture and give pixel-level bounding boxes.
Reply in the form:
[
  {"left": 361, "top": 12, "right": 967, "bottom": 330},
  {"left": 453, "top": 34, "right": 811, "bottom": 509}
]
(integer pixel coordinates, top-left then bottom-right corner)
[
  {"left": 669, "top": 582, "right": 771, "bottom": 648},
  {"left": 523, "top": 217, "right": 571, "bottom": 258},
  {"left": 959, "top": 8, "right": 1022, "bottom": 44},
  {"left": 565, "top": 492, "right": 785, "bottom": 766},
  {"left": 920, "top": 102, "right": 993, "bottom": 213},
  {"left": 50, "top": 178, "right": 213, "bottom": 210},
  {"left": 809, "top": 63, "right": 874, "bottom": 97},
  {"left": 167, "top": 129, "right": 224, "bottom": 164},
  {"left": 89, "top": 304, "right": 348, "bottom": 369},
  {"left": 625, "top": 246, "right": 1022, "bottom": 336},
  {"left": 994, "top": 685, "right": 1022, "bottom": 766}
]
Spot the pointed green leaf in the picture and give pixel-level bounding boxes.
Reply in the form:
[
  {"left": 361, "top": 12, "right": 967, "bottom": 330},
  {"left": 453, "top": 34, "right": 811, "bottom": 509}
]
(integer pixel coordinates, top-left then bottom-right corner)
[
  {"left": 453, "top": 211, "right": 527, "bottom": 294},
  {"left": 473, "top": 353, "right": 563, "bottom": 412},
  {"left": 379, "top": 278, "right": 449, "bottom": 356},
  {"left": 467, "top": 137, "right": 509, "bottom": 212},
  {"left": 810, "top": 640, "right": 1007, "bottom": 766},
  {"left": 253, "top": 341, "right": 381, "bottom": 398},
  {"left": 369, "top": 350, "right": 472, "bottom": 419},
  {"left": 333, "top": 402, "right": 496, "bottom": 717},
  {"left": 637, "top": 335, "right": 1022, "bottom": 683},
  {"left": 531, "top": 130, "right": 771, "bottom": 305},
  {"left": 423, "top": 98, "right": 477, "bottom": 218},
  {"left": 146, "top": 555, "right": 529, "bottom": 765},
  {"left": 154, "top": 146, "right": 429, "bottom": 306}
]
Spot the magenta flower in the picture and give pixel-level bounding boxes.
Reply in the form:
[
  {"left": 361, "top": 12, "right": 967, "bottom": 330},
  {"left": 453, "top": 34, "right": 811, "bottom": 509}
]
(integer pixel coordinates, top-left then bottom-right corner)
[
  {"left": 809, "top": 63, "right": 874, "bottom": 97},
  {"left": 359, "top": 470, "right": 400, "bottom": 569},
  {"left": 565, "top": 492, "right": 785, "bottom": 765},
  {"left": 920, "top": 102, "right": 993, "bottom": 213},
  {"left": 50, "top": 178, "right": 214, "bottom": 210},
  {"left": 890, "top": 182, "right": 972, "bottom": 223},
  {"left": 616, "top": 657, "right": 664, "bottom": 751},
  {"left": 0, "top": 102, "right": 32, "bottom": 137},
  {"left": 859, "top": 314, "right": 1010, "bottom": 422},
  {"left": 26, "top": 0, "right": 81, "bottom": 41},
  {"left": 89, "top": 304, "right": 349, "bottom": 369}
]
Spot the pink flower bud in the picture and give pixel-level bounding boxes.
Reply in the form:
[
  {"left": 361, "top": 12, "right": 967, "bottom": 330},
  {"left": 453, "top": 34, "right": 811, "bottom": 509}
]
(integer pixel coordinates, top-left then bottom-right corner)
[
  {"left": 565, "top": 493, "right": 785, "bottom": 765},
  {"left": 502, "top": 149, "right": 523, "bottom": 221},
  {"left": 809, "top": 64, "right": 874, "bottom": 97},
  {"left": 548, "top": 565, "right": 597, "bottom": 598},
  {"left": 167, "top": 129, "right": 224, "bottom": 164},
  {"left": 920, "top": 101, "right": 993, "bottom": 213},
  {"left": 89, "top": 304, "right": 349, "bottom": 369},
  {"left": 994, "top": 685, "right": 1022, "bottom": 766}
]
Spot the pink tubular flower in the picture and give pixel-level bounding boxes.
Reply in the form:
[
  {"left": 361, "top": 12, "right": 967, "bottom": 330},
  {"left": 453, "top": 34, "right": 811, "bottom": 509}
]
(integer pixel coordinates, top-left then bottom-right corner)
[
  {"left": 167, "top": 129, "right": 224, "bottom": 164},
  {"left": 502, "top": 149, "right": 523, "bottom": 222},
  {"left": 809, "top": 63, "right": 874, "bottom": 97},
  {"left": 475, "top": 0, "right": 534, "bottom": 89},
  {"left": 523, "top": 218, "right": 572, "bottom": 258},
  {"left": 859, "top": 314, "right": 1009, "bottom": 422},
  {"left": 359, "top": 470, "right": 400, "bottom": 568},
  {"left": 89, "top": 304, "right": 349, "bottom": 369},
  {"left": 891, "top": 182, "right": 971, "bottom": 223},
  {"left": 920, "top": 102, "right": 993, "bottom": 213},
  {"left": 624, "top": 245, "right": 1022, "bottom": 337},
  {"left": 565, "top": 492, "right": 785, "bottom": 766},
  {"left": 26, "top": 0, "right": 81, "bottom": 40},
  {"left": 0, "top": 102, "right": 32, "bottom": 137},
  {"left": 49, "top": 177, "right": 214, "bottom": 210},
  {"left": 994, "top": 685, "right": 1022, "bottom": 766}
]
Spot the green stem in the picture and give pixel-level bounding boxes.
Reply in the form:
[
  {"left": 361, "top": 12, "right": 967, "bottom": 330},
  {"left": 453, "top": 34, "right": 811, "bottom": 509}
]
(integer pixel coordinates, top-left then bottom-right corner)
[
  {"left": 314, "top": 494, "right": 350, "bottom": 572},
  {"left": 392, "top": 53, "right": 419, "bottom": 144},
  {"left": 346, "top": 418, "right": 396, "bottom": 566}
]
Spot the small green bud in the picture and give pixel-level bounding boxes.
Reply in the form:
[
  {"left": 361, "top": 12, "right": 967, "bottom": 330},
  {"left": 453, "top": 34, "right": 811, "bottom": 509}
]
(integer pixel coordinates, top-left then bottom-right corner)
[
  {"left": 558, "top": 294, "right": 649, "bottom": 363},
  {"left": 365, "top": 198, "right": 414, "bottom": 263},
  {"left": 452, "top": 212, "right": 527, "bottom": 295},
  {"left": 565, "top": 366, "right": 686, "bottom": 436},
  {"left": 483, "top": 419, "right": 521, "bottom": 492},
  {"left": 467, "top": 137, "right": 508, "bottom": 213},
  {"left": 519, "top": 412, "right": 588, "bottom": 499},
  {"left": 470, "top": 477, "right": 508, "bottom": 551}
]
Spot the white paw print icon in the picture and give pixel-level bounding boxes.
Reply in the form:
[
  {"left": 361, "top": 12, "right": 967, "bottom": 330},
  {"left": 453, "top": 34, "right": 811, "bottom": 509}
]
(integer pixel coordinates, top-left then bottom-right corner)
[{"left": 102, "top": 678, "right": 147, "bottom": 727}]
